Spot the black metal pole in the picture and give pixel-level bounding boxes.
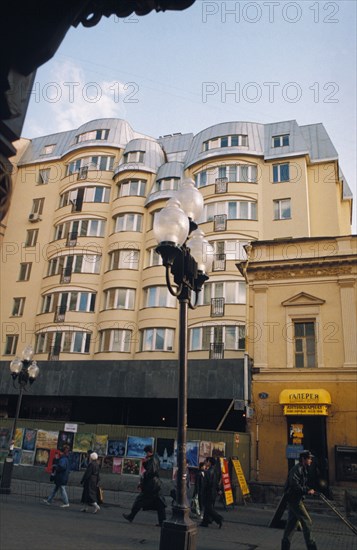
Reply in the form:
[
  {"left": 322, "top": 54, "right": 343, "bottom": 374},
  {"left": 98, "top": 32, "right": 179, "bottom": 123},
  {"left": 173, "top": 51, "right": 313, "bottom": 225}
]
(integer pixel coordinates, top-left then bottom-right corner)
[
  {"left": 159, "top": 285, "right": 197, "bottom": 550},
  {"left": 0, "top": 385, "right": 24, "bottom": 493}
]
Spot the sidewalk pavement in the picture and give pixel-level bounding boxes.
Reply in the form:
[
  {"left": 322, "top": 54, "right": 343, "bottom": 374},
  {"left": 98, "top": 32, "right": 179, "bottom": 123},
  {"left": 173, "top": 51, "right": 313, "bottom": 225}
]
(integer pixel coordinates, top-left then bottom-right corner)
[{"left": 1, "top": 480, "right": 356, "bottom": 549}]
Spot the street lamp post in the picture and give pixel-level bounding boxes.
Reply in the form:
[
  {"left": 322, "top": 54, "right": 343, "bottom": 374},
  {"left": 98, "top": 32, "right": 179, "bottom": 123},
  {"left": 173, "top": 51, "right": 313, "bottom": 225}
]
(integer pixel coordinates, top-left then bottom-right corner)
[
  {"left": 0, "top": 345, "right": 40, "bottom": 494},
  {"left": 154, "top": 179, "right": 213, "bottom": 550}
]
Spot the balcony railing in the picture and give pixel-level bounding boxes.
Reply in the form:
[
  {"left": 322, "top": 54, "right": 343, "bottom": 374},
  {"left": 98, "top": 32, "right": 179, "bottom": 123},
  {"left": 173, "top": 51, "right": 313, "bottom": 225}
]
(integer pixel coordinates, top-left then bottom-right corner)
[
  {"left": 60, "top": 268, "right": 72, "bottom": 283},
  {"left": 214, "top": 214, "right": 227, "bottom": 231},
  {"left": 209, "top": 343, "right": 224, "bottom": 359},
  {"left": 48, "top": 347, "right": 60, "bottom": 361},
  {"left": 54, "top": 306, "right": 66, "bottom": 322},
  {"left": 66, "top": 231, "right": 78, "bottom": 247},
  {"left": 211, "top": 297, "right": 225, "bottom": 317},
  {"left": 212, "top": 253, "right": 226, "bottom": 271},
  {"left": 215, "top": 178, "right": 228, "bottom": 193}
]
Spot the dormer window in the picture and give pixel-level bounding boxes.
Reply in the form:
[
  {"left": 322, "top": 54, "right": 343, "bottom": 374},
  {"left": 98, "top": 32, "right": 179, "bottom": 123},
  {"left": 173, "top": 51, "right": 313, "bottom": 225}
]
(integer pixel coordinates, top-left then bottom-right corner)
[
  {"left": 123, "top": 151, "right": 145, "bottom": 164},
  {"left": 76, "top": 129, "right": 109, "bottom": 143},
  {"left": 272, "top": 134, "right": 290, "bottom": 147},
  {"left": 203, "top": 134, "right": 248, "bottom": 151},
  {"left": 42, "top": 144, "right": 56, "bottom": 155}
]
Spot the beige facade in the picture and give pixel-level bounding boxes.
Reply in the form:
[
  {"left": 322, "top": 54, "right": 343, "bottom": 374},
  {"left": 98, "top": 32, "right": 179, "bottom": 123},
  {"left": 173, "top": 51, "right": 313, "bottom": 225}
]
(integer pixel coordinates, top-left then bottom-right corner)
[
  {"left": 239, "top": 236, "right": 357, "bottom": 487},
  {"left": 0, "top": 118, "right": 353, "bottom": 446}
]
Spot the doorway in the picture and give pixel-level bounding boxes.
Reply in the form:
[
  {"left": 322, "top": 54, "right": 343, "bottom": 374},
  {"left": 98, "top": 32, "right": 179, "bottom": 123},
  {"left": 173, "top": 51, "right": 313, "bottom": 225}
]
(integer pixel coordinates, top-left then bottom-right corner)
[{"left": 286, "top": 415, "right": 329, "bottom": 494}]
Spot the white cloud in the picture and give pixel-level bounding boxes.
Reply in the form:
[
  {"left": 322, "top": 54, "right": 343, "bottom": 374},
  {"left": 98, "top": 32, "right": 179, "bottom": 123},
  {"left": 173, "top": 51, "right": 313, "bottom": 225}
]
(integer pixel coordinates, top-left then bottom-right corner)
[{"left": 37, "top": 59, "right": 129, "bottom": 132}]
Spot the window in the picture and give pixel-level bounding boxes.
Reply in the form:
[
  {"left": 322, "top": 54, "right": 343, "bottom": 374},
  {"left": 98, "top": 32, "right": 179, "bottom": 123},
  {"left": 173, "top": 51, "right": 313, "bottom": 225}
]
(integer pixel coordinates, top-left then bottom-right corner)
[
  {"left": 25, "top": 229, "right": 39, "bottom": 247},
  {"left": 12, "top": 298, "right": 25, "bottom": 316},
  {"left": 38, "top": 169, "right": 50, "bottom": 184},
  {"left": 294, "top": 322, "right": 316, "bottom": 368},
  {"left": 273, "top": 163, "right": 290, "bottom": 183},
  {"left": 205, "top": 200, "right": 257, "bottom": 222},
  {"left": 141, "top": 328, "right": 174, "bottom": 351},
  {"left": 42, "top": 144, "right": 55, "bottom": 155},
  {"left": 104, "top": 288, "right": 135, "bottom": 310},
  {"left": 122, "top": 151, "right": 145, "bottom": 164},
  {"left": 109, "top": 249, "right": 139, "bottom": 270},
  {"left": 190, "top": 325, "right": 245, "bottom": 351},
  {"left": 272, "top": 134, "right": 289, "bottom": 147},
  {"left": 42, "top": 291, "right": 96, "bottom": 314},
  {"left": 114, "top": 213, "right": 142, "bottom": 233},
  {"left": 119, "top": 179, "right": 146, "bottom": 197},
  {"left": 147, "top": 247, "right": 163, "bottom": 267},
  {"left": 274, "top": 198, "right": 291, "bottom": 220},
  {"left": 47, "top": 255, "right": 101, "bottom": 276},
  {"left": 202, "top": 134, "right": 248, "bottom": 151},
  {"left": 99, "top": 329, "right": 131, "bottom": 353},
  {"left": 59, "top": 187, "right": 110, "bottom": 208},
  {"left": 4, "top": 335, "right": 19, "bottom": 355},
  {"left": 195, "top": 164, "right": 257, "bottom": 187},
  {"left": 35, "top": 332, "right": 91, "bottom": 354},
  {"left": 67, "top": 155, "right": 114, "bottom": 176},
  {"left": 84, "top": 186, "right": 111, "bottom": 203},
  {"left": 76, "top": 129, "right": 109, "bottom": 143},
  {"left": 18, "top": 262, "right": 32, "bottom": 281},
  {"left": 211, "top": 240, "right": 249, "bottom": 261},
  {"left": 198, "top": 281, "right": 246, "bottom": 305},
  {"left": 153, "top": 178, "right": 179, "bottom": 193},
  {"left": 145, "top": 286, "right": 176, "bottom": 308},
  {"left": 31, "top": 198, "right": 45, "bottom": 215},
  {"left": 54, "top": 219, "right": 106, "bottom": 240}
]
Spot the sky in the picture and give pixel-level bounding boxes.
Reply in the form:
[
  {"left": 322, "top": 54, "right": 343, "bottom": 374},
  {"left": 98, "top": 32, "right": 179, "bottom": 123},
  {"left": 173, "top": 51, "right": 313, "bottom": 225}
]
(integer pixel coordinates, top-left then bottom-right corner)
[{"left": 22, "top": 0, "right": 356, "bottom": 230}]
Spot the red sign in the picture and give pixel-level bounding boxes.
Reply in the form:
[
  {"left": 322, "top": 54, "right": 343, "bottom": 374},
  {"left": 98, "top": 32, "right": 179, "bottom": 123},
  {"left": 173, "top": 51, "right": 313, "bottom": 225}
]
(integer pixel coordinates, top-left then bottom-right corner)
[{"left": 219, "top": 457, "right": 234, "bottom": 506}]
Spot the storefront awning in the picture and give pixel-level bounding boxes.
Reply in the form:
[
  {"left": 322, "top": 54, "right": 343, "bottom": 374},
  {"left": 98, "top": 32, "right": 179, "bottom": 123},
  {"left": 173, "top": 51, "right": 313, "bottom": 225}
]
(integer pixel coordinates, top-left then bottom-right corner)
[{"left": 279, "top": 389, "right": 331, "bottom": 416}]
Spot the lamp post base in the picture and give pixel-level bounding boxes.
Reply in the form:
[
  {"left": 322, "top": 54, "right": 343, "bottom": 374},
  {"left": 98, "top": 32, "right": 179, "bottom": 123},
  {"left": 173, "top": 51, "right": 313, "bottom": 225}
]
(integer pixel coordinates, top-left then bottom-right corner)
[{"left": 159, "top": 505, "right": 197, "bottom": 550}]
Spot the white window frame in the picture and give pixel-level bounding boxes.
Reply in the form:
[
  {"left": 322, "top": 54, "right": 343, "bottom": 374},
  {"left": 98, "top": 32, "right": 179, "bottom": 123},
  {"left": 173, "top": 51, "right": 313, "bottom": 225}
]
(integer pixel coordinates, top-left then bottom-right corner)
[
  {"left": 273, "top": 162, "right": 290, "bottom": 183},
  {"left": 18, "top": 262, "right": 32, "bottom": 281},
  {"left": 25, "top": 229, "right": 39, "bottom": 247},
  {"left": 272, "top": 134, "right": 290, "bottom": 148},
  {"left": 198, "top": 281, "right": 246, "bottom": 306},
  {"left": 76, "top": 129, "right": 109, "bottom": 143},
  {"left": 274, "top": 198, "right": 291, "bottom": 220},
  {"left": 145, "top": 286, "right": 176, "bottom": 308},
  {"left": 99, "top": 329, "right": 131, "bottom": 352},
  {"left": 109, "top": 249, "right": 140, "bottom": 270},
  {"left": 122, "top": 151, "right": 145, "bottom": 164},
  {"left": 141, "top": 328, "right": 174, "bottom": 351},
  {"left": 147, "top": 247, "right": 163, "bottom": 267},
  {"left": 42, "top": 144, "right": 55, "bottom": 155},
  {"left": 204, "top": 200, "right": 257, "bottom": 222},
  {"left": 4, "top": 335, "right": 19, "bottom": 355},
  {"left": 38, "top": 168, "right": 50, "bottom": 184},
  {"left": 114, "top": 213, "right": 143, "bottom": 233},
  {"left": 153, "top": 177, "right": 179, "bottom": 193},
  {"left": 119, "top": 179, "right": 146, "bottom": 197},
  {"left": 67, "top": 155, "right": 114, "bottom": 176},
  {"left": 189, "top": 325, "right": 245, "bottom": 351},
  {"left": 104, "top": 288, "right": 135, "bottom": 310},
  {"left": 31, "top": 198, "right": 45, "bottom": 215},
  {"left": 12, "top": 297, "right": 25, "bottom": 316}
]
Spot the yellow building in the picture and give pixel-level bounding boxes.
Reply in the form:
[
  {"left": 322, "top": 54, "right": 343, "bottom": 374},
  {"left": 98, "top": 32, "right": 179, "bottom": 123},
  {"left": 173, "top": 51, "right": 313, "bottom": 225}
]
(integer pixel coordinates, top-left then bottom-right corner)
[
  {"left": 0, "top": 118, "right": 353, "bottom": 441},
  {"left": 239, "top": 236, "right": 357, "bottom": 489}
]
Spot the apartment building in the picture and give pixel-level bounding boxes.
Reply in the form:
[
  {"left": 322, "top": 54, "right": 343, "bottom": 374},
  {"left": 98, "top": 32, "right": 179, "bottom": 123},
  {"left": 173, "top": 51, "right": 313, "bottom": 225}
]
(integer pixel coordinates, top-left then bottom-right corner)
[{"left": 0, "top": 118, "right": 352, "bottom": 433}]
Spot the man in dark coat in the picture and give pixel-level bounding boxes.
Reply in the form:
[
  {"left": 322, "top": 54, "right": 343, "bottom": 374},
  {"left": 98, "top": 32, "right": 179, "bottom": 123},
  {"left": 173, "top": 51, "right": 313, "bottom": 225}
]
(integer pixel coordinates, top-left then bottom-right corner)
[
  {"left": 80, "top": 452, "right": 101, "bottom": 513},
  {"left": 43, "top": 445, "right": 70, "bottom": 507},
  {"left": 200, "top": 457, "right": 223, "bottom": 528},
  {"left": 123, "top": 445, "right": 166, "bottom": 526},
  {"left": 281, "top": 450, "right": 317, "bottom": 550}
]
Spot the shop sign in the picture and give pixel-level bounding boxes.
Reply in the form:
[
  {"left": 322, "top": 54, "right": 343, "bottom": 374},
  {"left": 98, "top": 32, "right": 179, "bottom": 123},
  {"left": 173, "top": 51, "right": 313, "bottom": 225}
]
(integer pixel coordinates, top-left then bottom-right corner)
[
  {"left": 284, "top": 404, "right": 328, "bottom": 415},
  {"left": 219, "top": 457, "right": 234, "bottom": 506},
  {"left": 231, "top": 457, "right": 250, "bottom": 497}
]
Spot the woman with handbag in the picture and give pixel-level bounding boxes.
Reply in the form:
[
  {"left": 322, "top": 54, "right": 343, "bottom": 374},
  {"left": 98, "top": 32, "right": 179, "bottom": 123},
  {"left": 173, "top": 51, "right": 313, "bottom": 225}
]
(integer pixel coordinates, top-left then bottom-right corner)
[{"left": 80, "top": 452, "right": 101, "bottom": 514}]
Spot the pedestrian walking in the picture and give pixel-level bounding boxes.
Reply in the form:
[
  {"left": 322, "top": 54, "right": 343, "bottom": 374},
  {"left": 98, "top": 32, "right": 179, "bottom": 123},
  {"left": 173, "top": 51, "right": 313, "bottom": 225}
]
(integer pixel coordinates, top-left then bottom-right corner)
[
  {"left": 80, "top": 452, "right": 101, "bottom": 514},
  {"left": 200, "top": 457, "right": 223, "bottom": 528},
  {"left": 43, "top": 445, "right": 71, "bottom": 508},
  {"left": 123, "top": 445, "right": 166, "bottom": 527},
  {"left": 281, "top": 450, "right": 318, "bottom": 550}
]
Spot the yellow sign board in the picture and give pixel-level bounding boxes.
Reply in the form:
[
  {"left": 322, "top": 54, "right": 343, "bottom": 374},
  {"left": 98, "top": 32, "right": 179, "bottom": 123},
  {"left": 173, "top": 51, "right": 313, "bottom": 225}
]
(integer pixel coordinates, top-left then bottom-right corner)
[
  {"left": 279, "top": 389, "right": 331, "bottom": 405},
  {"left": 284, "top": 404, "right": 328, "bottom": 416},
  {"left": 231, "top": 458, "right": 250, "bottom": 497},
  {"left": 219, "top": 457, "right": 234, "bottom": 506}
]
